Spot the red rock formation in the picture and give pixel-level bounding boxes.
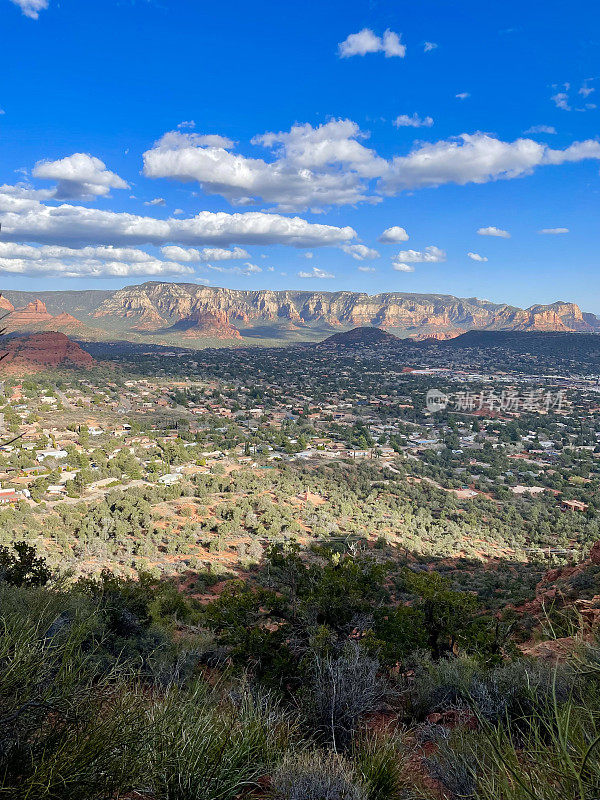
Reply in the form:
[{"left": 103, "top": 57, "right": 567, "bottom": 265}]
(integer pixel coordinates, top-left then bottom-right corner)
[
  {"left": 0, "top": 332, "right": 94, "bottom": 373},
  {"left": 91, "top": 282, "right": 600, "bottom": 339},
  {"left": 3, "top": 300, "right": 53, "bottom": 331},
  {"left": 0, "top": 295, "right": 15, "bottom": 313},
  {"left": 169, "top": 309, "right": 242, "bottom": 339}
]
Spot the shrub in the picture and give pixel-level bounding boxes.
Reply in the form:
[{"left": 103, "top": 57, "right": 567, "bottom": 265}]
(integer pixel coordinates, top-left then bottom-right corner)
[
  {"left": 271, "top": 750, "right": 367, "bottom": 800},
  {"left": 424, "top": 733, "right": 479, "bottom": 799},
  {"left": 410, "top": 654, "right": 575, "bottom": 725},
  {"left": 0, "top": 541, "right": 52, "bottom": 587},
  {"left": 304, "top": 642, "right": 387, "bottom": 751}
]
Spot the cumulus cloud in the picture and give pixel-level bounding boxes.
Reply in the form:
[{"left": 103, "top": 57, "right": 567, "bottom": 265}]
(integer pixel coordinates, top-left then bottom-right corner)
[
  {"left": 191, "top": 133, "right": 235, "bottom": 148},
  {"left": 394, "top": 245, "right": 446, "bottom": 263},
  {"left": 160, "top": 245, "right": 250, "bottom": 262},
  {"left": 32, "top": 153, "right": 129, "bottom": 199},
  {"left": 144, "top": 197, "right": 166, "bottom": 206},
  {"left": 297, "top": 267, "right": 335, "bottom": 279},
  {"left": 338, "top": 28, "right": 405, "bottom": 58},
  {"left": 340, "top": 243, "right": 380, "bottom": 260},
  {"left": 0, "top": 242, "right": 193, "bottom": 278},
  {"left": 379, "top": 226, "right": 409, "bottom": 243},
  {"left": 468, "top": 252, "right": 488, "bottom": 262},
  {"left": 143, "top": 121, "right": 385, "bottom": 211},
  {"left": 382, "top": 133, "right": 600, "bottom": 194},
  {"left": 392, "top": 262, "right": 414, "bottom": 272},
  {"left": 0, "top": 185, "right": 356, "bottom": 247},
  {"left": 538, "top": 227, "right": 569, "bottom": 234},
  {"left": 177, "top": 120, "right": 196, "bottom": 130},
  {"left": 394, "top": 114, "right": 434, "bottom": 128},
  {"left": 9, "top": 0, "right": 48, "bottom": 19},
  {"left": 477, "top": 226, "right": 510, "bottom": 238},
  {"left": 358, "top": 266, "right": 376, "bottom": 272},
  {"left": 143, "top": 123, "right": 600, "bottom": 209}
]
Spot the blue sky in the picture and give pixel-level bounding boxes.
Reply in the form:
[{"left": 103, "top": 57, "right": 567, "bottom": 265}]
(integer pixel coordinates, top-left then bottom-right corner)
[{"left": 1, "top": 0, "right": 599, "bottom": 312}]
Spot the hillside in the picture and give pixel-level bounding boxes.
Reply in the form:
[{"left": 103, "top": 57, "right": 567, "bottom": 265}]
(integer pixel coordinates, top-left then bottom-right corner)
[
  {"left": 0, "top": 332, "right": 95, "bottom": 373},
  {"left": 1, "top": 283, "right": 599, "bottom": 346},
  {"left": 317, "top": 326, "right": 401, "bottom": 347}
]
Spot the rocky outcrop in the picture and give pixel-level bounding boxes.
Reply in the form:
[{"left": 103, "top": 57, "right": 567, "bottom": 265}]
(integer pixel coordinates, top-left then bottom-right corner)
[
  {"left": 0, "top": 295, "right": 15, "bottom": 314},
  {"left": 2, "top": 284, "right": 600, "bottom": 341},
  {"left": 4, "top": 300, "right": 54, "bottom": 330},
  {"left": 168, "top": 309, "right": 242, "bottom": 340},
  {"left": 0, "top": 332, "right": 94, "bottom": 373},
  {"left": 90, "top": 283, "right": 600, "bottom": 339},
  {"left": 1, "top": 299, "right": 89, "bottom": 337}
]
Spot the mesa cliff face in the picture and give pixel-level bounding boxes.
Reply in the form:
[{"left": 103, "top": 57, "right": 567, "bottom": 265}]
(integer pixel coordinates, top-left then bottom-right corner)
[
  {"left": 1, "top": 284, "right": 599, "bottom": 342},
  {"left": 91, "top": 283, "right": 600, "bottom": 339}
]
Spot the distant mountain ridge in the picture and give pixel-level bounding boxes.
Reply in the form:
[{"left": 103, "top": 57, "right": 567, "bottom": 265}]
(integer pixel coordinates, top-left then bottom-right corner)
[{"left": 1, "top": 282, "right": 599, "bottom": 345}]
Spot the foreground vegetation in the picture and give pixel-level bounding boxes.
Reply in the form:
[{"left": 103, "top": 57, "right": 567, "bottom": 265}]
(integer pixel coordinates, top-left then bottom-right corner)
[{"left": 2, "top": 540, "right": 600, "bottom": 799}]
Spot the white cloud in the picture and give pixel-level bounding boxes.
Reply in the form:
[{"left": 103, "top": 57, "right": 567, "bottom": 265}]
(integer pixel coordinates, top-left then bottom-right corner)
[
  {"left": 551, "top": 92, "right": 570, "bottom": 110},
  {"left": 455, "top": 92, "right": 470, "bottom": 100},
  {"left": 358, "top": 266, "right": 376, "bottom": 272},
  {"left": 341, "top": 243, "right": 380, "bottom": 260},
  {"left": 392, "top": 262, "right": 414, "bottom": 272},
  {"left": 381, "top": 30, "right": 406, "bottom": 57},
  {"left": 0, "top": 242, "right": 193, "bottom": 278},
  {"left": 467, "top": 252, "right": 488, "bottom": 262},
  {"left": 394, "top": 245, "right": 446, "bottom": 263},
  {"left": 144, "top": 197, "right": 166, "bottom": 206},
  {"left": 143, "top": 125, "right": 600, "bottom": 210},
  {"left": 177, "top": 120, "right": 196, "bottom": 129},
  {"left": 0, "top": 186, "right": 356, "bottom": 247},
  {"left": 538, "top": 227, "right": 569, "bottom": 234},
  {"left": 160, "top": 245, "right": 249, "bottom": 262},
  {"left": 394, "top": 114, "right": 434, "bottom": 128},
  {"left": 379, "top": 226, "right": 409, "bottom": 243},
  {"left": 304, "top": 251, "right": 314, "bottom": 259},
  {"left": 550, "top": 82, "right": 596, "bottom": 112},
  {"left": 338, "top": 28, "right": 406, "bottom": 58},
  {"left": 297, "top": 267, "right": 335, "bottom": 279},
  {"left": 143, "top": 121, "right": 385, "bottom": 211},
  {"left": 424, "top": 41, "right": 438, "bottom": 52},
  {"left": 0, "top": 109, "right": 5, "bottom": 116},
  {"left": 383, "top": 133, "right": 600, "bottom": 193},
  {"left": 524, "top": 125, "right": 556, "bottom": 134},
  {"left": 209, "top": 262, "right": 262, "bottom": 276},
  {"left": 192, "top": 134, "right": 235, "bottom": 148},
  {"left": 32, "top": 153, "right": 129, "bottom": 199},
  {"left": 477, "top": 226, "right": 510, "bottom": 238},
  {"left": 9, "top": 0, "right": 48, "bottom": 19}
]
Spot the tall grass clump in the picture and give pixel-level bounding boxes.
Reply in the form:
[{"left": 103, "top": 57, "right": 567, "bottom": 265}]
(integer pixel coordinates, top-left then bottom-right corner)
[
  {"left": 0, "top": 590, "right": 146, "bottom": 799},
  {"left": 147, "top": 680, "right": 296, "bottom": 800}
]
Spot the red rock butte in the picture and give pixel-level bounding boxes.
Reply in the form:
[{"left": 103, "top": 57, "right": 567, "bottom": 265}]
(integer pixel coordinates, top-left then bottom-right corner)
[{"left": 0, "top": 332, "right": 95, "bottom": 373}]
